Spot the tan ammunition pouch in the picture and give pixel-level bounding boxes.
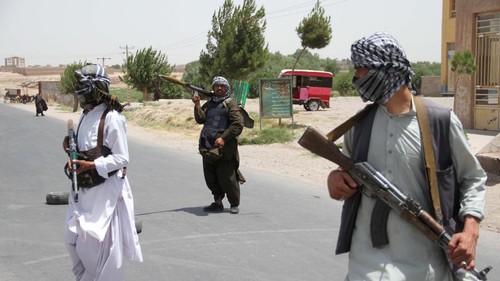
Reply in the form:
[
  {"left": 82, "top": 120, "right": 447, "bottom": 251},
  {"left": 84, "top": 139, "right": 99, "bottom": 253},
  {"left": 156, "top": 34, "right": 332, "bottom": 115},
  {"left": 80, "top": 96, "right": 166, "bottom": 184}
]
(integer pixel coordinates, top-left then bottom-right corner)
[{"left": 199, "top": 147, "right": 222, "bottom": 162}]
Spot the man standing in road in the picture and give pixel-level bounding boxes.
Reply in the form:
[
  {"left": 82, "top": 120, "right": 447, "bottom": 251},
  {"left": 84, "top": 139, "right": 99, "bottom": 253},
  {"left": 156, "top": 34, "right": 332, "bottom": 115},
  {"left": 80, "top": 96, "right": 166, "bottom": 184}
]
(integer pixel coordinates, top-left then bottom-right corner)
[
  {"left": 192, "top": 76, "right": 245, "bottom": 214},
  {"left": 327, "top": 32, "right": 486, "bottom": 280},
  {"left": 63, "top": 64, "right": 142, "bottom": 280},
  {"left": 35, "top": 92, "right": 45, "bottom": 116}
]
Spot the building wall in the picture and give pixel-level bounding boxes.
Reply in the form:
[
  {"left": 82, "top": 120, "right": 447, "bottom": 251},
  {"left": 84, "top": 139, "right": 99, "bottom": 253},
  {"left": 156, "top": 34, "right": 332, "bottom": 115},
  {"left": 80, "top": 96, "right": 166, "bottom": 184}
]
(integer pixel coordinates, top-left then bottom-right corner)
[
  {"left": 421, "top": 76, "right": 441, "bottom": 97},
  {"left": 455, "top": 0, "right": 500, "bottom": 129},
  {"left": 4, "top": 57, "right": 25, "bottom": 67},
  {"left": 39, "top": 81, "right": 62, "bottom": 102}
]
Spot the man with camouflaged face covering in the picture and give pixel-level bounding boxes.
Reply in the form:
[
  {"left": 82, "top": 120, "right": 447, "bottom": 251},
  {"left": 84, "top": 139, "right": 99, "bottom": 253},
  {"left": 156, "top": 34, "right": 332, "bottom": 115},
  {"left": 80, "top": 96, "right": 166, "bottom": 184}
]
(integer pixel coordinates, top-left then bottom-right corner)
[
  {"left": 63, "top": 64, "right": 142, "bottom": 280},
  {"left": 326, "top": 32, "right": 486, "bottom": 280},
  {"left": 192, "top": 76, "right": 245, "bottom": 214}
]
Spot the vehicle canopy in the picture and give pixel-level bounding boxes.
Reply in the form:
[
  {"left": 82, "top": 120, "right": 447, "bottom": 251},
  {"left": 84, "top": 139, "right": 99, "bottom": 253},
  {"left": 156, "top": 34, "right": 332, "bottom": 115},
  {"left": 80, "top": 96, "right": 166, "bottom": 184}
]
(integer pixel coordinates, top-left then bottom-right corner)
[{"left": 278, "top": 69, "right": 333, "bottom": 79}]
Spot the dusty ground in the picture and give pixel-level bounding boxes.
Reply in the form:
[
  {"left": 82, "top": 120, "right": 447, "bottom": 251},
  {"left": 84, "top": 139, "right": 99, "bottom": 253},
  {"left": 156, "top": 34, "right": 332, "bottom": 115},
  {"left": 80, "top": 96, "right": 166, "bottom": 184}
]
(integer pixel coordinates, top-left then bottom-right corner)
[{"left": 2, "top": 71, "right": 499, "bottom": 233}]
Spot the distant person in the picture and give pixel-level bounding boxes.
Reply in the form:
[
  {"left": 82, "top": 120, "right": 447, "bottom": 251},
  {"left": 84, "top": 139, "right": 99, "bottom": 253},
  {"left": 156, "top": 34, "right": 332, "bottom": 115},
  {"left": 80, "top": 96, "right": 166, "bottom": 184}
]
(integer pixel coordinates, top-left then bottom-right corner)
[
  {"left": 192, "top": 76, "right": 245, "bottom": 214},
  {"left": 35, "top": 92, "right": 46, "bottom": 116},
  {"left": 63, "top": 64, "right": 142, "bottom": 280},
  {"left": 326, "top": 32, "right": 486, "bottom": 280}
]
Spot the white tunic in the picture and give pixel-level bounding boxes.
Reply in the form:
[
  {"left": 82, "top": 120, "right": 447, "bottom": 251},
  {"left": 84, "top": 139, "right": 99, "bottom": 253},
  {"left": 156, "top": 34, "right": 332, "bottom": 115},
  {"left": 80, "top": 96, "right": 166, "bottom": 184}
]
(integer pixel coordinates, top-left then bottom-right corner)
[
  {"left": 343, "top": 99, "right": 486, "bottom": 281},
  {"left": 65, "top": 104, "right": 142, "bottom": 281}
]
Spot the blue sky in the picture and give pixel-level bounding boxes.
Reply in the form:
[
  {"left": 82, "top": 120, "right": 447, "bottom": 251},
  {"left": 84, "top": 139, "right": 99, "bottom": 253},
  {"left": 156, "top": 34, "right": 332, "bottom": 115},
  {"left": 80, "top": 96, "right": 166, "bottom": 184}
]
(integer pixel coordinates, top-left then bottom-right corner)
[{"left": 0, "top": 0, "right": 442, "bottom": 67}]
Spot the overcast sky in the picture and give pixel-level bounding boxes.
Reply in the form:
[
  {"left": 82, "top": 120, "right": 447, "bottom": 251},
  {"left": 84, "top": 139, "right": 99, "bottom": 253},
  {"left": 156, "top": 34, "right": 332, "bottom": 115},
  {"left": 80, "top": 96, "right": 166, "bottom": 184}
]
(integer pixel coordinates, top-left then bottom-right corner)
[{"left": 0, "top": 0, "right": 442, "bottom": 67}]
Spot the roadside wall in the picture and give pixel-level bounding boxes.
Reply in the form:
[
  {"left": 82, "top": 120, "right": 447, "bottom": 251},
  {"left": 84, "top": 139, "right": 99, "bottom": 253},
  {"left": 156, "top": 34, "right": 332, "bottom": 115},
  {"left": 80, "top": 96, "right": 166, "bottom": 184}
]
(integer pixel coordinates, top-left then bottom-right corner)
[
  {"left": 39, "top": 81, "right": 62, "bottom": 102},
  {"left": 421, "top": 76, "right": 441, "bottom": 97}
]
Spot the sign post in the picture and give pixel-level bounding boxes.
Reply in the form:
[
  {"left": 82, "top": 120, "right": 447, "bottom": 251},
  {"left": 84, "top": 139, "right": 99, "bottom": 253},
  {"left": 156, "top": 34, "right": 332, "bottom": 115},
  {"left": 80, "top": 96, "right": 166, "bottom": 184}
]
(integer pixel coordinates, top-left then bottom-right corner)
[{"left": 259, "top": 78, "right": 293, "bottom": 131}]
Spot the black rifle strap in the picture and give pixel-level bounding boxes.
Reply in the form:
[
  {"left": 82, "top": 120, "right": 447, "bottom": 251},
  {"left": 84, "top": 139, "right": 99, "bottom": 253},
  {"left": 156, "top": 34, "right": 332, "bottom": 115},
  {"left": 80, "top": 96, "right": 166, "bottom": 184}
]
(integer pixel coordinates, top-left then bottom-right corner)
[{"left": 76, "top": 108, "right": 109, "bottom": 150}]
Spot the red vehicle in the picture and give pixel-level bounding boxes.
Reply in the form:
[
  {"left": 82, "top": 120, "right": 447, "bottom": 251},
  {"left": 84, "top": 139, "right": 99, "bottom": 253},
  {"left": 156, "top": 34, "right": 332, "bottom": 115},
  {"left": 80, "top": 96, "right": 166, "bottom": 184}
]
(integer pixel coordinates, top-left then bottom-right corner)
[{"left": 278, "top": 69, "right": 333, "bottom": 111}]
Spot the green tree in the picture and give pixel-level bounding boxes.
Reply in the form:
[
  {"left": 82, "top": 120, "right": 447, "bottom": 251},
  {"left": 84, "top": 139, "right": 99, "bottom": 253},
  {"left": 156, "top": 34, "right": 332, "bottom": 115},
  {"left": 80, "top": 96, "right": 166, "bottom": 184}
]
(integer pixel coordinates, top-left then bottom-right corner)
[
  {"left": 323, "top": 58, "right": 340, "bottom": 75},
  {"left": 333, "top": 71, "right": 355, "bottom": 96},
  {"left": 293, "top": 0, "right": 332, "bottom": 71},
  {"left": 199, "top": 0, "right": 268, "bottom": 81},
  {"left": 122, "top": 47, "right": 174, "bottom": 101},
  {"left": 183, "top": 61, "right": 210, "bottom": 91},
  {"left": 60, "top": 61, "right": 87, "bottom": 112}
]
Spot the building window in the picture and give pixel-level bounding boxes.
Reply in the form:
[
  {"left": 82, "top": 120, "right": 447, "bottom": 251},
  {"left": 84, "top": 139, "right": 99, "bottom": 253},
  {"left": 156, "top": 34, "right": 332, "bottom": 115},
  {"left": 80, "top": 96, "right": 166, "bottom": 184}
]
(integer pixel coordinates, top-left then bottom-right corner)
[
  {"left": 475, "top": 13, "right": 500, "bottom": 105},
  {"left": 447, "top": 43, "right": 456, "bottom": 93},
  {"left": 450, "top": 0, "right": 456, "bottom": 18}
]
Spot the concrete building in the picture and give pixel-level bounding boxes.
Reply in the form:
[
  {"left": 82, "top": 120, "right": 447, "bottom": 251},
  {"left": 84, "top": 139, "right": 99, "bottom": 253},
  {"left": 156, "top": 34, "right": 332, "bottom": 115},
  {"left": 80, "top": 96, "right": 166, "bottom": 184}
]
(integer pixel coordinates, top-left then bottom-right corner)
[
  {"left": 441, "top": 0, "right": 500, "bottom": 130},
  {"left": 4, "top": 56, "right": 25, "bottom": 67}
]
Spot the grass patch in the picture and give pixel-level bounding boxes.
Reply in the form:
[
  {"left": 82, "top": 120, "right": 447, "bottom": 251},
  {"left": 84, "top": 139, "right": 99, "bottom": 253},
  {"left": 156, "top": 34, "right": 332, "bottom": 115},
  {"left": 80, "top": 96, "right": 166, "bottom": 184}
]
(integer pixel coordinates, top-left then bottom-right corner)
[
  {"left": 239, "top": 125, "right": 295, "bottom": 145},
  {"left": 109, "top": 87, "right": 143, "bottom": 103}
]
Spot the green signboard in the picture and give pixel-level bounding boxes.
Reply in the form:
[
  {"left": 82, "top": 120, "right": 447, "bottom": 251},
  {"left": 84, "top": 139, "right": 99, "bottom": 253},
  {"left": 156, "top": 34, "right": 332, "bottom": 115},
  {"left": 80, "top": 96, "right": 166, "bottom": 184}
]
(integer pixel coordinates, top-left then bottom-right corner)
[{"left": 259, "top": 78, "right": 292, "bottom": 119}]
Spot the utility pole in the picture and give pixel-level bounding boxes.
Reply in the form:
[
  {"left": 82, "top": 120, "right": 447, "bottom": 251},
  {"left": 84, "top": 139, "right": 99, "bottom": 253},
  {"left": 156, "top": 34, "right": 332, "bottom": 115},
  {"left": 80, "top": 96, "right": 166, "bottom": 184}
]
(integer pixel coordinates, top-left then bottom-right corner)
[
  {"left": 97, "top": 57, "right": 111, "bottom": 67},
  {"left": 119, "top": 44, "right": 135, "bottom": 61},
  {"left": 120, "top": 45, "right": 135, "bottom": 103}
]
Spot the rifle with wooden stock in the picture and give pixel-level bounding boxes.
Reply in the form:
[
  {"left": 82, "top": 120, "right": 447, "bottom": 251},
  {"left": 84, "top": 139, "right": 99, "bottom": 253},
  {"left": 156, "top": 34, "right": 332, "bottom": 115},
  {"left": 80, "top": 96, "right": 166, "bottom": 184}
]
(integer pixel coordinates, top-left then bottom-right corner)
[{"left": 297, "top": 126, "right": 492, "bottom": 281}]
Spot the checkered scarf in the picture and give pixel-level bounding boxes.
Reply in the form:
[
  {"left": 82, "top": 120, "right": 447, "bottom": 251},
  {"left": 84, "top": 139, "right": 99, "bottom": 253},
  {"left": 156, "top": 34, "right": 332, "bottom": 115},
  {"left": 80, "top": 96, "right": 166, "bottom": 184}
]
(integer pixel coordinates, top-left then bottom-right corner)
[
  {"left": 74, "top": 64, "right": 110, "bottom": 96},
  {"left": 351, "top": 32, "right": 414, "bottom": 104}
]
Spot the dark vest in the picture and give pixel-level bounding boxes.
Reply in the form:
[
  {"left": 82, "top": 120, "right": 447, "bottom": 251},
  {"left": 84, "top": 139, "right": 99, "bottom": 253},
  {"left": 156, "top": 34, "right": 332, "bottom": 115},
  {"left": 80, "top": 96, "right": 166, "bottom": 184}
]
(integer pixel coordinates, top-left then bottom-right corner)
[
  {"left": 335, "top": 98, "right": 462, "bottom": 254},
  {"left": 200, "top": 100, "right": 229, "bottom": 149}
]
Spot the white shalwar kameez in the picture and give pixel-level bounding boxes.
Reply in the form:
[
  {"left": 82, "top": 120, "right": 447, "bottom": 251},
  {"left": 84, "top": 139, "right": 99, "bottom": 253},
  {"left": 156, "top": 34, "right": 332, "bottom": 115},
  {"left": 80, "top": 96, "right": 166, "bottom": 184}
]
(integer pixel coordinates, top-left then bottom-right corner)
[
  {"left": 65, "top": 104, "right": 143, "bottom": 281},
  {"left": 342, "top": 97, "right": 486, "bottom": 281}
]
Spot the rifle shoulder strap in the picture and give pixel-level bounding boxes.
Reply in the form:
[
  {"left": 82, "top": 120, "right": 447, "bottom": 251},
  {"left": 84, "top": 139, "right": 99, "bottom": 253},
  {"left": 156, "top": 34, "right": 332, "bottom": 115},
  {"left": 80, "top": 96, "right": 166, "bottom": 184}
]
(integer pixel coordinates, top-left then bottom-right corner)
[
  {"left": 326, "top": 103, "right": 377, "bottom": 142},
  {"left": 76, "top": 108, "right": 110, "bottom": 151},
  {"left": 97, "top": 108, "right": 110, "bottom": 148},
  {"left": 414, "top": 96, "right": 443, "bottom": 224}
]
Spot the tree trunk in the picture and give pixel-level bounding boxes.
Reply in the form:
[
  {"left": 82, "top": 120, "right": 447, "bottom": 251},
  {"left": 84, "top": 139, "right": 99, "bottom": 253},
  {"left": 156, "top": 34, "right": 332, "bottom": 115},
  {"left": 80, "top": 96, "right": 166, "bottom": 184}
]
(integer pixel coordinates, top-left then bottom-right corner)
[
  {"left": 292, "top": 47, "right": 307, "bottom": 72},
  {"left": 72, "top": 93, "right": 79, "bottom": 112},
  {"left": 143, "top": 89, "right": 149, "bottom": 102},
  {"left": 452, "top": 74, "right": 473, "bottom": 129}
]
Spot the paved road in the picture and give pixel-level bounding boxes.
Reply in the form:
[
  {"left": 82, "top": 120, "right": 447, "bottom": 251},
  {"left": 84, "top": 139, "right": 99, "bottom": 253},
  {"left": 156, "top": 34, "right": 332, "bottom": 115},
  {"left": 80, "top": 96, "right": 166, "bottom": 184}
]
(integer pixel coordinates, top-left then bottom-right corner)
[{"left": 0, "top": 103, "right": 498, "bottom": 281}]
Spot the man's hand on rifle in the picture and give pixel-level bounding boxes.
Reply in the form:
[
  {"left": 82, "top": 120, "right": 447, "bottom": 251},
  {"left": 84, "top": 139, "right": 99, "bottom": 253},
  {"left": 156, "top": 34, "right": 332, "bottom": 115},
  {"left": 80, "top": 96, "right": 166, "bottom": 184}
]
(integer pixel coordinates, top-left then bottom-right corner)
[
  {"left": 192, "top": 92, "right": 200, "bottom": 104},
  {"left": 447, "top": 215, "right": 480, "bottom": 271},
  {"left": 327, "top": 168, "right": 358, "bottom": 201},
  {"left": 66, "top": 159, "right": 96, "bottom": 175}
]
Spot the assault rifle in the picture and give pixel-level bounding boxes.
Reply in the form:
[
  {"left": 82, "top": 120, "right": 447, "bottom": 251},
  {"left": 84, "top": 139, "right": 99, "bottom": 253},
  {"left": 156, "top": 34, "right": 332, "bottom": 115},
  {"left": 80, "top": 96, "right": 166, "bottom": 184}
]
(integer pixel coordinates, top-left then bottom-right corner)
[
  {"left": 67, "top": 119, "right": 79, "bottom": 202},
  {"left": 298, "top": 126, "right": 492, "bottom": 281}
]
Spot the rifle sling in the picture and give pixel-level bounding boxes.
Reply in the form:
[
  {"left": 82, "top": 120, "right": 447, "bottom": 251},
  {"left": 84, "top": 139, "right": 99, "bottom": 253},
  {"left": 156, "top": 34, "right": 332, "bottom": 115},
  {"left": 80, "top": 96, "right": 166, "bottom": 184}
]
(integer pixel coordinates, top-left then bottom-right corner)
[
  {"left": 326, "top": 103, "right": 377, "bottom": 142},
  {"left": 414, "top": 96, "right": 443, "bottom": 223}
]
